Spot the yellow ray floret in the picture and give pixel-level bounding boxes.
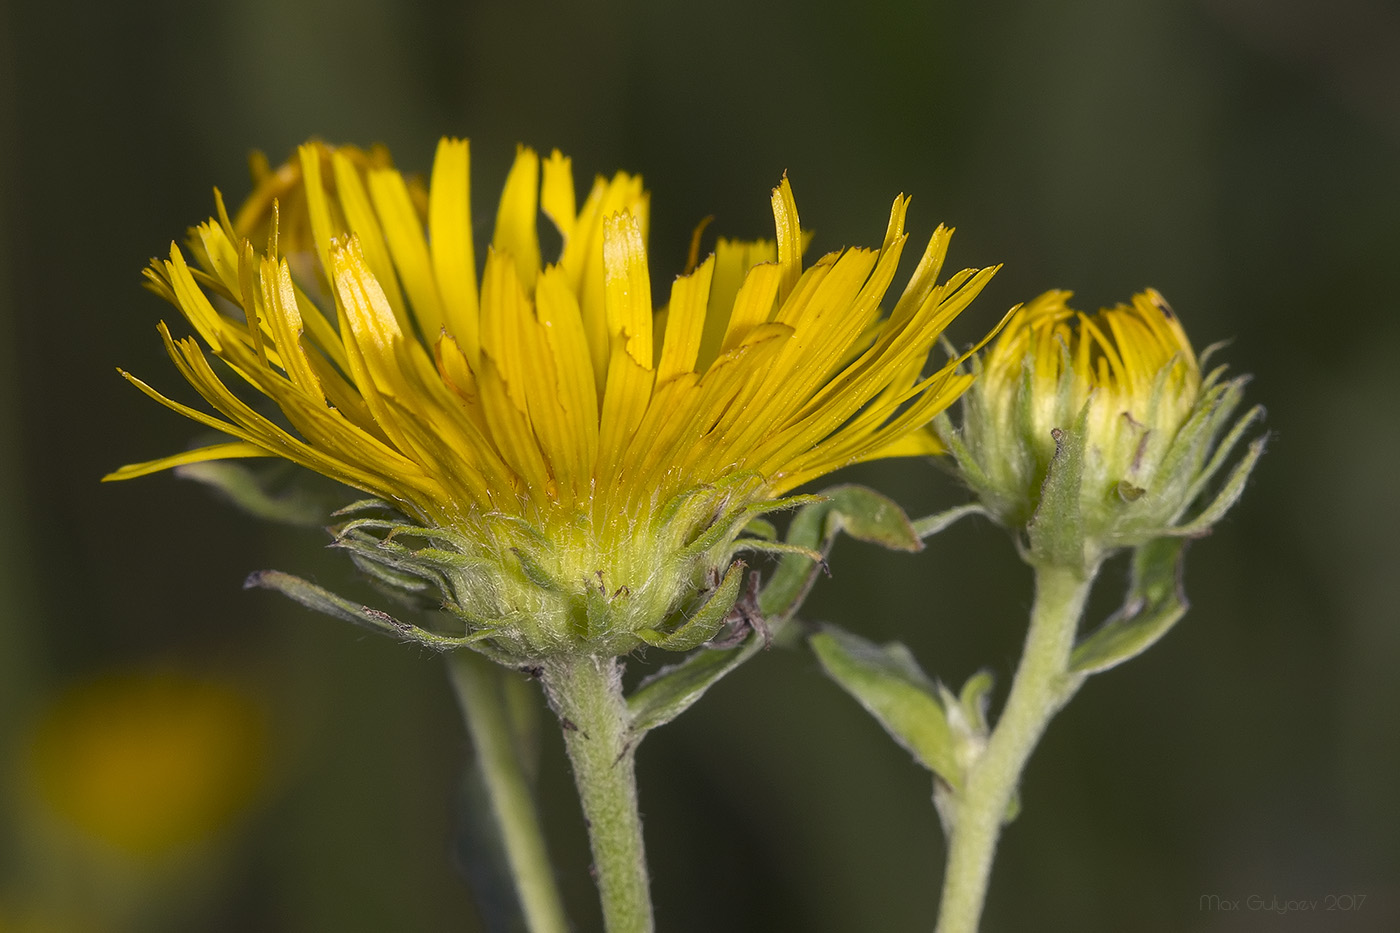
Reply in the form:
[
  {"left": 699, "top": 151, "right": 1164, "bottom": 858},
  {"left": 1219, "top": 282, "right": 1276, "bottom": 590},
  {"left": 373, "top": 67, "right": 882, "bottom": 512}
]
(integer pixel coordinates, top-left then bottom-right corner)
[{"left": 111, "top": 138, "right": 998, "bottom": 535}]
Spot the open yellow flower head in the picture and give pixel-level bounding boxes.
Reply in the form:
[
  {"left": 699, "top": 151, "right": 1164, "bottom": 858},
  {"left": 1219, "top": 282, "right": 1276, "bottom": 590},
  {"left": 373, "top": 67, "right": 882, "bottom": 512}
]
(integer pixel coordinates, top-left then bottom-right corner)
[
  {"left": 110, "top": 138, "right": 997, "bottom": 658},
  {"left": 942, "top": 289, "right": 1264, "bottom": 561}
]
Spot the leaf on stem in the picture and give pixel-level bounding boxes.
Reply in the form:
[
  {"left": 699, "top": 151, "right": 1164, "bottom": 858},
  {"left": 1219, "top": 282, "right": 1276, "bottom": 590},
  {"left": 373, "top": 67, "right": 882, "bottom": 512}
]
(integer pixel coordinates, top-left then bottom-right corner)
[
  {"left": 810, "top": 625, "right": 964, "bottom": 790},
  {"left": 1069, "top": 537, "right": 1189, "bottom": 675},
  {"left": 176, "top": 458, "right": 342, "bottom": 526},
  {"left": 627, "top": 638, "right": 765, "bottom": 737},
  {"left": 758, "top": 484, "right": 921, "bottom": 621}
]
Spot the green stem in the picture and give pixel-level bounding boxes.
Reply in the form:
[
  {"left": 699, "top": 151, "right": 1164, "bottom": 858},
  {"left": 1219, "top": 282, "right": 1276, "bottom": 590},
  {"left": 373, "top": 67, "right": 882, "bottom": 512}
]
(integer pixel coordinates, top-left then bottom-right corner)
[
  {"left": 934, "top": 562, "right": 1095, "bottom": 933},
  {"left": 542, "top": 654, "right": 653, "bottom": 933},
  {"left": 447, "top": 651, "right": 569, "bottom": 933}
]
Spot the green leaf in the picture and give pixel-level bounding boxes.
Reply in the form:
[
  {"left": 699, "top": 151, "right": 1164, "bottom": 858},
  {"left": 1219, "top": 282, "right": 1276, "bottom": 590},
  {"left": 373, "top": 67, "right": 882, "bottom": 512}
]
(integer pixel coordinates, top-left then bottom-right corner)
[
  {"left": 758, "top": 485, "right": 920, "bottom": 621},
  {"left": 810, "top": 626, "right": 962, "bottom": 789},
  {"left": 1069, "top": 537, "right": 1189, "bottom": 675},
  {"left": 741, "top": 518, "right": 778, "bottom": 541},
  {"left": 175, "top": 459, "right": 339, "bottom": 527},
  {"left": 957, "top": 669, "right": 995, "bottom": 738},
  {"left": 910, "top": 503, "right": 987, "bottom": 540},
  {"left": 823, "top": 485, "right": 924, "bottom": 551},
  {"left": 627, "top": 637, "right": 765, "bottom": 736}
]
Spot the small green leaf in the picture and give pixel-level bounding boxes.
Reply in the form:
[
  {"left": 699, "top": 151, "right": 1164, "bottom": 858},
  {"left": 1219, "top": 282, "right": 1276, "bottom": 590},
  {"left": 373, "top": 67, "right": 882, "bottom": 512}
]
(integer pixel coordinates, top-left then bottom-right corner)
[
  {"left": 730, "top": 539, "right": 825, "bottom": 562},
  {"left": 910, "top": 503, "right": 987, "bottom": 540},
  {"left": 958, "top": 669, "right": 995, "bottom": 738},
  {"left": 176, "top": 459, "right": 339, "bottom": 526},
  {"left": 627, "top": 637, "right": 764, "bottom": 736},
  {"left": 1069, "top": 537, "right": 1189, "bottom": 675},
  {"left": 810, "top": 626, "right": 962, "bottom": 789},
  {"left": 332, "top": 497, "right": 396, "bottom": 517},
  {"left": 509, "top": 546, "right": 562, "bottom": 592},
  {"left": 823, "top": 485, "right": 924, "bottom": 551},
  {"left": 1168, "top": 435, "right": 1267, "bottom": 539},
  {"left": 758, "top": 485, "right": 920, "bottom": 621}
]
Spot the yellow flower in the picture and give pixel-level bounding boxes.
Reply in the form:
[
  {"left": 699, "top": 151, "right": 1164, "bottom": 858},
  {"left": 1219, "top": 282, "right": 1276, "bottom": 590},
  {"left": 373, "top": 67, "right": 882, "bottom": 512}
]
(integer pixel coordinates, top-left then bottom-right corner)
[
  {"left": 943, "top": 289, "right": 1264, "bottom": 560},
  {"left": 26, "top": 670, "right": 267, "bottom": 859},
  {"left": 109, "top": 138, "right": 997, "bottom": 656}
]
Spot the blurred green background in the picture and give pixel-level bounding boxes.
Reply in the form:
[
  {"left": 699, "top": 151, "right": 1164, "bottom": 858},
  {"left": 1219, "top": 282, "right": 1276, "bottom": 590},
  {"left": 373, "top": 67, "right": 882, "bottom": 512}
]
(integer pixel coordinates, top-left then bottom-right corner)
[{"left": 2, "top": 0, "right": 1397, "bottom": 930}]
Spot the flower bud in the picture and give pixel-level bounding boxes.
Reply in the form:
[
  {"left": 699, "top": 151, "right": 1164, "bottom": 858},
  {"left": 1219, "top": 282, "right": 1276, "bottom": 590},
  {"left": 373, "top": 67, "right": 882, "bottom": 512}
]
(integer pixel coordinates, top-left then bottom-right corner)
[{"left": 941, "top": 289, "right": 1264, "bottom": 566}]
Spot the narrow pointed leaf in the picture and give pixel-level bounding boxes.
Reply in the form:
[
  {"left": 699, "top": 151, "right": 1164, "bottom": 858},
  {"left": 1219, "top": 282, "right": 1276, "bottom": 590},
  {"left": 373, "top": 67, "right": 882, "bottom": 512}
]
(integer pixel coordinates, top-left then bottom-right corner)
[
  {"left": 175, "top": 459, "right": 339, "bottom": 526},
  {"left": 1070, "top": 537, "right": 1189, "bottom": 675},
  {"left": 627, "top": 637, "right": 765, "bottom": 736}
]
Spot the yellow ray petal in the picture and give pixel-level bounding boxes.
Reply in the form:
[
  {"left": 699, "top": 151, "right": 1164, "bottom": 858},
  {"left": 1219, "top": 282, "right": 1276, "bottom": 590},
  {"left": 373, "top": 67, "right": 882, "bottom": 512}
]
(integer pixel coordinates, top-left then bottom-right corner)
[
  {"left": 596, "top": 211, "right": 655, "bottom": 473},
  {"left": 368, "top": 166, "right": 447, "bottom": 340},
  {"left": 535, "top": 265, "right": 600, "bottom": 478},
  {"left": 771, "top": 175, "right": 802, "bottom": 303},
  {"left": 656, "top": 255, "right": 715, "bottom": 385},
  {"left": 540, "top": 150, "right": 576, "bottom": 242},
  {"left": 428, "top": 137, "right": 480, "bottom": 359},
  {"left": 259, "top": 256, "right": 325, "bottom": 403},
  {"left": 103, "top": 442, "right": 277, "bottom": 482},
  {"left": 493, "top": 146, "right": 541, "bottom": 291},
  {"left": 697, "top": 237, "right": 775, "bottom": 371},
  {"left": 332, "top": 151, "right": 411, "bottom": 330}
]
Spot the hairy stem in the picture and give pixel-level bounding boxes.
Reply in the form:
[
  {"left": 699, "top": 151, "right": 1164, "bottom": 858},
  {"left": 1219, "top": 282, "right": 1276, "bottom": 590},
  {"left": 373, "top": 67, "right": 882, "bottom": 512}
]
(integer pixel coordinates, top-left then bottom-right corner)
[
  {"left": 542, "top": 654, "right": 653, "bottom": 933},
  {"left": 934, "top": 562, "right": 1094, "bottom": 933}
]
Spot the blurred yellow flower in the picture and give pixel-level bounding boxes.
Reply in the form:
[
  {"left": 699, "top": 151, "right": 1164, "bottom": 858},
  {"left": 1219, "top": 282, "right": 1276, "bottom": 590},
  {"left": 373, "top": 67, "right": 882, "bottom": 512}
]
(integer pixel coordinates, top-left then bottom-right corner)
[
  {"left": 108, "top": 139, "right": 998, "bottom": 656},
  {"left": 27, "top": 671, "right": 266, "bottom": 858}
]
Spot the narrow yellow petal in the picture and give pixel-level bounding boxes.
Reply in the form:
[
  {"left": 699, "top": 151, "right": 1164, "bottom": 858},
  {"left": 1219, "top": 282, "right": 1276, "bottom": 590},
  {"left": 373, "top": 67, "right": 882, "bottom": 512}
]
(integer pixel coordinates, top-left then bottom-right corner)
[
  {"left": 595, "top": 211, "right": 656, "bottom": 473},
  {"left": 232, "top": 245, "right": 271, "bottom": 374},
  {"left": 165, "top": 246, "right": 232, "bottom": 352},
  {"left": 567, "top": 173, "right": 649, "bottom": 389},
  {"left": 296, "top": 143, "right": 338, "bottom": 290},
  {"left": 540, "top": 150, "right": 576, "bottom": 242},
  {"left": 493, "top": 146, "right": 541, "bottom": 291},
  {"left": 194, "top": 220, "right": 241, "bottom": 297},
  {"left": 535, "top": 266, "right": 600, "bottom": 475},
  {"left": 771, "top": 175, "right": 802, "bottom": 303},
  {"left": 428, "top": 138, "right": 480, "bottom": 359},
  {"left": 697, "top": 237, "right": 775, "bottom": 371},
  {"left": 103, "top": 442, "right": 277, "bottom": 482},
  {"left": 332, "top": 152, "right": 411, "bottom": 330},
  {"left": 476, "top": 251, "right": 551, "bottom": 498},
  {"left": 602, "top": 211, "right": 653, "bottom": 369},
  {"left": 368, "top": 166, "right": 447, "bottom": 340},
  {"left": 260, "top": 256, "right": 325, "bottom": 402},
  {"left": 656, "top": 255, "right": 715, "bottom": 385},
  {"left": 718, "top": 262, "right": 782, "bottom": 356}
]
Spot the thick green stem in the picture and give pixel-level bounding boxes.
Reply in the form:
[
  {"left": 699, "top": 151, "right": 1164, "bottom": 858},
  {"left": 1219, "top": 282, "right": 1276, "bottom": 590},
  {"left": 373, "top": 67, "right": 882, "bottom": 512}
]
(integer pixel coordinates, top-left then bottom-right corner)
[
  {"left": 934, "top": 563, "right": 1095, "bottom": 933},
  {"left": 542, "top": 654, "right": 653, "bottom": 933},
  {"left": 447, "top": 651, "right": 569, "bottom": 933}
]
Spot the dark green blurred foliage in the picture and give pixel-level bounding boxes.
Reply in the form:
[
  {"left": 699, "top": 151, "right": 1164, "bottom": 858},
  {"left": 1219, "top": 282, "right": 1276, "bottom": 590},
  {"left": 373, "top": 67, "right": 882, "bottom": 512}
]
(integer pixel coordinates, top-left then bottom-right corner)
[{"left": 2, "top": 0, "right": 1397, "bottom": 929}]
